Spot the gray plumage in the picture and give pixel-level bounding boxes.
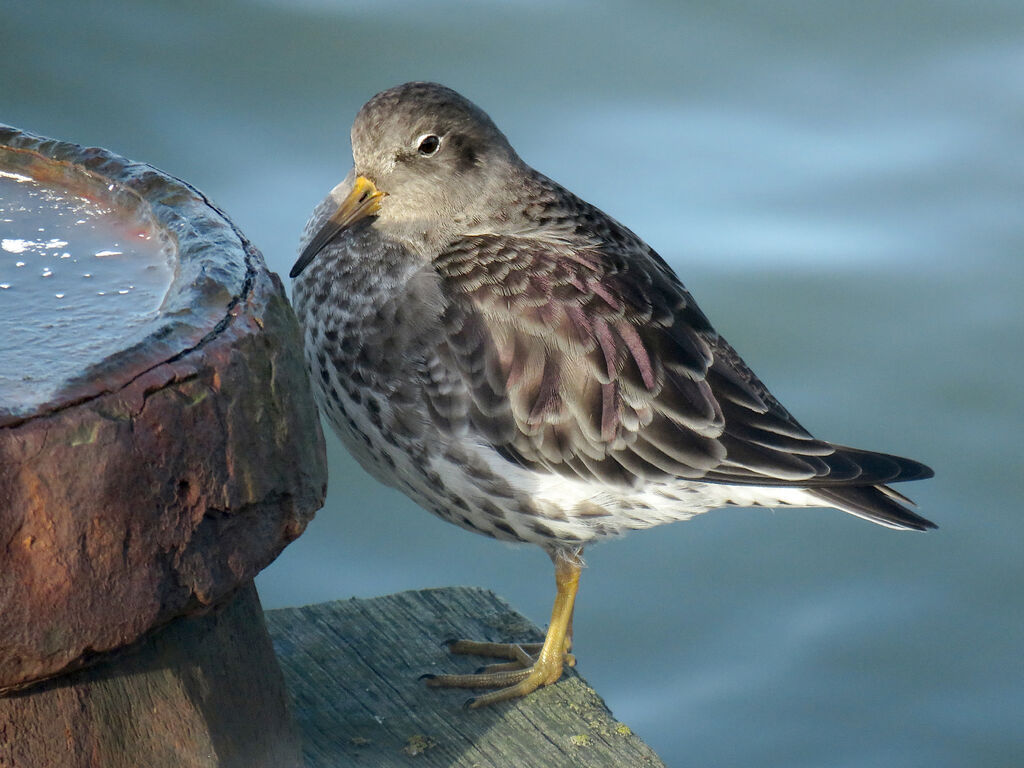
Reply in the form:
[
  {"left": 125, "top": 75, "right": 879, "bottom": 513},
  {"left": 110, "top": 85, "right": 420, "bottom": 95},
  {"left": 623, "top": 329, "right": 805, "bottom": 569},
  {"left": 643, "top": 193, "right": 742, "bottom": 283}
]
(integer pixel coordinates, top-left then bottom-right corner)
[{"left": 291, "top": 81, "right": 935, "bottom": 554}]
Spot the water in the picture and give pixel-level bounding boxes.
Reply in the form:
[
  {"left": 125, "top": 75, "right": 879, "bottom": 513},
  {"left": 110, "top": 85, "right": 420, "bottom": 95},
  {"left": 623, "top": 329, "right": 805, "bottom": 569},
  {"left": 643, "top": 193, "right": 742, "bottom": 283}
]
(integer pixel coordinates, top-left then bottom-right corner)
[
  {"left": 0, "top": 167, "right": 174, "bottom": 412},
  {"left": 2, "top": 1, "right": 1022, "bottom": 765}
]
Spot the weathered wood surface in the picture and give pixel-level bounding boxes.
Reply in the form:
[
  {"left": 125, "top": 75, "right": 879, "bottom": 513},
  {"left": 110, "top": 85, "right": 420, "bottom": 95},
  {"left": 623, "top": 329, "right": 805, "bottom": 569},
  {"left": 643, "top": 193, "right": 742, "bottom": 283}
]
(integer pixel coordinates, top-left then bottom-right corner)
[
  {"left": 0, "top": 582, "right": 302, "bottom": 768},
  {"left": 266, "top": 587, "right": 665, "bottom": 767}
]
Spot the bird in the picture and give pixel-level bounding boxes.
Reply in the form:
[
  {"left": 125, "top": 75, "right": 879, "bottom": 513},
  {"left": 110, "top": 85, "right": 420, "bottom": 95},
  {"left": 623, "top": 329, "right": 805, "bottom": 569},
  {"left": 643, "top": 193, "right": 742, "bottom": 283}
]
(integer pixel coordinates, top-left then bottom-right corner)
[{"left": 289, "top": 82, "right": 935, "bottom": 709}]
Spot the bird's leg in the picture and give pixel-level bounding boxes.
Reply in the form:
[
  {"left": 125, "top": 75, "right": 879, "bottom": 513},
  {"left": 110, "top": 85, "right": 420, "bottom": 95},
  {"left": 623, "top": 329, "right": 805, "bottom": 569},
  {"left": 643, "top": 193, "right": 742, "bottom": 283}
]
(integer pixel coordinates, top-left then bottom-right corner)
[{"left": 423, "top": 547, "right": 583, "bottom": 708}]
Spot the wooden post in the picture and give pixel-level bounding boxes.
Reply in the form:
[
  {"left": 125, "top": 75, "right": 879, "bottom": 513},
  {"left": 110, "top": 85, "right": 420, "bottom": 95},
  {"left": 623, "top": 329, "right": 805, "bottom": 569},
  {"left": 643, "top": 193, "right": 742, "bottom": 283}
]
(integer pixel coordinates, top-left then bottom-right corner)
[
  {"left": 267, "top": 587, "right": 667, "bottom": 767},
  {"left": 0, "top": 126, "right": 326, "bottom": 765},
  {"left": 0, "top": 583, "right": 301, "bottom": 768}
]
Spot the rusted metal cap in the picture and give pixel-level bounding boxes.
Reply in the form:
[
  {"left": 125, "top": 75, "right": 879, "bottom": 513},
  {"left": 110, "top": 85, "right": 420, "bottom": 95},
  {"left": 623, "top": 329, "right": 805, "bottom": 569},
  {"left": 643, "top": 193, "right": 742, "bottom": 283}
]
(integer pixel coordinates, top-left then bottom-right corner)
[{"left": 0, "top": 125, "right": 326, "bottom": 693}]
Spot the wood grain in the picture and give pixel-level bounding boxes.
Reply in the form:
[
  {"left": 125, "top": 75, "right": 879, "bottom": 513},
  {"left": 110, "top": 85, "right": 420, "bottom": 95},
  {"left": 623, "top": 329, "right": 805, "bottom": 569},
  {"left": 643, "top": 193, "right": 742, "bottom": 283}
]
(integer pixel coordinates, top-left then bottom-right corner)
[{"left": 267, "top": 587, "right": 665, "bottom": 767}]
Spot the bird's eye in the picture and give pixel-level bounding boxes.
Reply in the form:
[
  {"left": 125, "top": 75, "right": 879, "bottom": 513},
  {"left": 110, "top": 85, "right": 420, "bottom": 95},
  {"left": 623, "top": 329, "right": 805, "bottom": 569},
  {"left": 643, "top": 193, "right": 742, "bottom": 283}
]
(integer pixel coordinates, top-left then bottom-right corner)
[{"left": 417, "top": 134, "right": 441, "bottom": 156}]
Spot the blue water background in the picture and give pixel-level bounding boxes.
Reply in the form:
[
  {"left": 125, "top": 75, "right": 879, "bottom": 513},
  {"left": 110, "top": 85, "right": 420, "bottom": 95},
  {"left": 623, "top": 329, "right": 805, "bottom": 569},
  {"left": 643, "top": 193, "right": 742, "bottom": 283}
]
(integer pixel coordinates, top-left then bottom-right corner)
[{"left": 3, "top": 2, "right": 1022, "bottom": 765}]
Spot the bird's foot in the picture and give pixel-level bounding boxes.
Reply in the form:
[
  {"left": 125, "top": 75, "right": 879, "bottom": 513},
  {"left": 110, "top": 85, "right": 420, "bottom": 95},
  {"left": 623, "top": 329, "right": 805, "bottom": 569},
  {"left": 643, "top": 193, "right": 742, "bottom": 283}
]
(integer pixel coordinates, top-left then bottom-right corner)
[
  {"left": 424, "top": 548, "right": 583, "bottom": 708},
  {"left": 422, "top": 637, "right": 574, "bottom": 708}
]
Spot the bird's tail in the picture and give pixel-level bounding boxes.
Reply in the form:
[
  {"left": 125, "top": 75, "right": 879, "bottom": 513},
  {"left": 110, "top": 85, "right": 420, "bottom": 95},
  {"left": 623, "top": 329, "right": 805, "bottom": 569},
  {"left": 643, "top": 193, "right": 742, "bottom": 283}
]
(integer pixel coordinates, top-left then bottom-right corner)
[{"left": 810, "top": 484, "right": 937, "bottom": 531}]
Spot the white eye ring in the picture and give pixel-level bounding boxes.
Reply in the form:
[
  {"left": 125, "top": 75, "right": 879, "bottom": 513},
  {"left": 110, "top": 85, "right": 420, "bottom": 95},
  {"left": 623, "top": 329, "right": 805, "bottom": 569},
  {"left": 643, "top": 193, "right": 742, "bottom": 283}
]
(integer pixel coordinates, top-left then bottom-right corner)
[{"left": 416, "top": 134, "right": 441, "bottom": 156}]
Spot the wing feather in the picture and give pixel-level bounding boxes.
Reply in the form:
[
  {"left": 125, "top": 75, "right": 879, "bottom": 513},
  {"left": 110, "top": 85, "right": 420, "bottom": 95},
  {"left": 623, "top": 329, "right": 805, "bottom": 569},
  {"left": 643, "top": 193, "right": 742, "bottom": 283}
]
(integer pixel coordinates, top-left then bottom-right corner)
[{"left": 428, "top": 230, "right": 929, "bottom": 490}]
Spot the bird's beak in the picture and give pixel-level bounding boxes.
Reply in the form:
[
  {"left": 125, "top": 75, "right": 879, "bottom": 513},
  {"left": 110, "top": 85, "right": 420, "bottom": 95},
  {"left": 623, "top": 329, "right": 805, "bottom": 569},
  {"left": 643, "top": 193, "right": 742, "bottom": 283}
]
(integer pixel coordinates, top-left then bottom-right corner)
[{"left": 289, "top": 175, "right": 385, "bottom": 278}]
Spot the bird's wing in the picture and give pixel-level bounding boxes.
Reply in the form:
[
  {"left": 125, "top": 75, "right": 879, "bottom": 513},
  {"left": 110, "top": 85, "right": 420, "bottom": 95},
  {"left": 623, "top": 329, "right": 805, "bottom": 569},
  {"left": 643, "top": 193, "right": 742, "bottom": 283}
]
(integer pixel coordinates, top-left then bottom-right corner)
[{"left": 428, "top": 233, "right": 930, "bottom": 489}]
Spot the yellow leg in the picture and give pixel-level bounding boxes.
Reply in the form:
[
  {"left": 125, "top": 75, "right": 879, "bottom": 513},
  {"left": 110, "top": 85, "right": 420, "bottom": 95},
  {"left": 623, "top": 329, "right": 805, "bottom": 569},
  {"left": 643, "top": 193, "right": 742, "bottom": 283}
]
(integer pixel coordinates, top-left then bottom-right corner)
[{"left": 423, "top": 548, "right": 583, "bottom": 708}]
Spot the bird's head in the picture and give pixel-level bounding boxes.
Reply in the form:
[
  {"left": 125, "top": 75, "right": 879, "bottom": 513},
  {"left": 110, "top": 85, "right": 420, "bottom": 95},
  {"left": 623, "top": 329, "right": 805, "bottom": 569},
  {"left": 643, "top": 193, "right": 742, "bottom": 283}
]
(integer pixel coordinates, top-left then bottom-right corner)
[{"left": 291, "top": 82, "right": 521, "bottom": 278}]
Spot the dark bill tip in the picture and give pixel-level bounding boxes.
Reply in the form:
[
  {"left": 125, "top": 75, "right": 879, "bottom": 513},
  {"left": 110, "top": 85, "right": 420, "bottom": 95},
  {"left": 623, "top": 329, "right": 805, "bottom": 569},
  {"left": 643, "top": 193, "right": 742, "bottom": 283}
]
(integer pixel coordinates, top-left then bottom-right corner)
[
  {"left": 289, "top": 242, "right": 321, "bottom": 279},
  {"left": 289, "top": 175, "right": 383, "bottom": 279}
]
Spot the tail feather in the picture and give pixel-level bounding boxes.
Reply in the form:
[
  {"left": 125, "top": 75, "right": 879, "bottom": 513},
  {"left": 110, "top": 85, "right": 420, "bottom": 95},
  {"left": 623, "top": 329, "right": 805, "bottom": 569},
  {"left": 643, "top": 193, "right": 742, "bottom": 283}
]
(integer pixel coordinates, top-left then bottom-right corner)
[{"left": 811, "top": 484, "right": 937, "bottom": 531}]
